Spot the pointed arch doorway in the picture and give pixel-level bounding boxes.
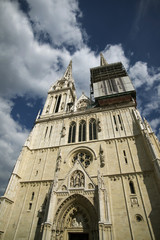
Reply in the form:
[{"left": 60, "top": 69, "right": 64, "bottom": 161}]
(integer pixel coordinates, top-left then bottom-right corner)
[{"left": 52, "top": 194, "right": 98, "bottom": 240}]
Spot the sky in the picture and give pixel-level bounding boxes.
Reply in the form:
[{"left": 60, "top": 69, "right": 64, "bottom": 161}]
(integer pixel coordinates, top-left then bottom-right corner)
[{"left": 0, "top": 0, "right": 160, "bottom": 195}]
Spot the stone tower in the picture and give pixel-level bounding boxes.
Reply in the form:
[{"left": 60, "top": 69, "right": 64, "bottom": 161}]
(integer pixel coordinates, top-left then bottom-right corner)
[{"left": 0, "top": 55, "right": 160, "bottom": 240}]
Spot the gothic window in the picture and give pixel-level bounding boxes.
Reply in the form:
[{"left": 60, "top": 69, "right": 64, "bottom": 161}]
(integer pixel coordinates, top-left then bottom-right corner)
[
  {"left": 55, "top": 95, "right": 61, "bottom": 113},
  {"left": 89, "top": 118, "right": 97, "bottom": 140},
  {"left": 118, "top": 114, "right": 123, "bottom": 130},
  {"left": 107, "top": 79, "right": 118, "bottom": 93},
  {"left": 29, "top": 203, "right": 32, "bottom": 210},
  {"left": 44, "top": 126, "right": 48, "bottom": 138},
  {"left": 31, "top": 192, "right": 34, "bottom": 201},
  {"left": 68, "top": 121, "right": 76, "bottom": 143},
  {"left": 113, "top": 115, "right": 118, "bottom": 131},
  {"left": 72, "top": 152, "right": 92, "bottom": 168},
  {"left": 79, "top": 120, "right": 86, "bottom": 142},
  {"left": 116, "top": 77, "right": 125, "bottom": 92},
  {"left": 49, "top": 126, "right": 53, "bottom": 138},
  {"left": 129, "top": 181, "right": 136, "bottom": 194},
  {"left": 123, "top": 150, "right": 128, "bottom": 164},
  {"left": 70, "top": 170, "right": 85, "bottom": 188}
]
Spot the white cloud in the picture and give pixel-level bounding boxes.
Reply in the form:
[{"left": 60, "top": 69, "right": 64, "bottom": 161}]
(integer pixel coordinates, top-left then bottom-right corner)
[
  {"left": 27, "top": 0, "right": 84, "bottom": 48},
  {"left": 0, "top": 97, "right": 29, "bottom": 194},
  {"left": 129, "top": 61, "right": 160, "bottom": 88},
  {"left": 142, "top": 99, "right": 160, "bottom": 117},
  {"left": 150, "top": 118, "right": 160, "bottom": 139},
  {"left": 0, "top": 1, "right": 74, "bottom": 99},
  {"left": 103, "top": 44, "right": 130, "bottom": 69}
]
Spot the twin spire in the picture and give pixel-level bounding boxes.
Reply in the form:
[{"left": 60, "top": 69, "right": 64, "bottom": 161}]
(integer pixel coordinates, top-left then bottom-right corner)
[
  {"left": 100, "top": 52, "right": 108, "bottom": 66},
  {"left": 62, "top": 60, "right": 73, "bottom": 81},
  {"left": 61, "top": 53, "right": 108, "bottom": 81}
]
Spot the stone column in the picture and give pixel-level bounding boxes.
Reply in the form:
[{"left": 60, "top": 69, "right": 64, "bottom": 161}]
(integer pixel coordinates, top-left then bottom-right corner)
[
  {"left": 98, "top": 172, "right": 112, "bottom": 240},
  {"left": 42, "top": 183, "right": 58, "bottom": 240}
]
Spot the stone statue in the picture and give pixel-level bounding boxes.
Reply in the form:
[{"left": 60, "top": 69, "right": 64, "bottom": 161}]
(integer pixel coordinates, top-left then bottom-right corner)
[
  {"left": 56, "top": 155, "right": 62, "bottom": 172},
  {"left": 99, "top": 146, "right": 105, "bottom": 167},
  {"left": 70, "top": 170, "right": 85, "bottom": 188}
]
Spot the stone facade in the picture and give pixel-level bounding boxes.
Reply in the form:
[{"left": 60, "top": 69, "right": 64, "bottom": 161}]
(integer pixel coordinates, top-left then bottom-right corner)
[{"left": 0, "top": 56, "right": 160, "bottom": 240}]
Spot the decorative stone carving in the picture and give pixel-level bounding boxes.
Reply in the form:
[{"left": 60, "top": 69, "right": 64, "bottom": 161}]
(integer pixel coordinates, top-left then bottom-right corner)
[
  {"left": 61, "top": 126, "right": 66, "bottom": 137},
  {"left": 130, "top": 197, "right": 139, "bottom": 207},
  {"left": 97, "top": 118, "right": 101, "bottom": 132},
  {"left": 77, "top": 99, "right": 89, "bottom": 110},
  {"left": 61, "top": 185, "right": 67, "bottom": 191},
  {"left": 45, "top": 105, "right": 50, "bottom": 113},
  {"left": 66, "top": 207, "right": 89, "bottom": 228},
  {"left": 99, "top": 145, "right": 105, "bottom": 167},
  {"left": 61, "top": 102, "right": 65, "bottom": 110},
  {"left": 76, "top": 92, "right": 90, "bottom": 111},
  {"left": 88, "top": 183, "right": 94, "bottom": 189},
  {"left": 70, "top": 170, "right": 85, "bottom": 188}
]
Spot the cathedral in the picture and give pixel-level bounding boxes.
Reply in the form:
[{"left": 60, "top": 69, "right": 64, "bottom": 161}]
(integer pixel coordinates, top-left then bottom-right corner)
[{"left": 0, "top": 54, "right": 160, "bottom": 240}]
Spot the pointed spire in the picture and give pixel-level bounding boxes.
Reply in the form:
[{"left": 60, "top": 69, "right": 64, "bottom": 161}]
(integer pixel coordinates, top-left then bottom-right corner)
[
  {"left": 100, "top": 53, "right": 108, "bottom": 66},
  {"left": 63, "top": 60, "right": 73, "bottom": 81}
]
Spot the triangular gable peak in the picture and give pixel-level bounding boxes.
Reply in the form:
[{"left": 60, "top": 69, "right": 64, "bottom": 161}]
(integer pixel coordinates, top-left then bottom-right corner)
[
  {"left": 57, "top": 160, "right": 96, "bottom": 192},
  {"left": 76, "top": 92, "right": 91, "bottom": 111}
]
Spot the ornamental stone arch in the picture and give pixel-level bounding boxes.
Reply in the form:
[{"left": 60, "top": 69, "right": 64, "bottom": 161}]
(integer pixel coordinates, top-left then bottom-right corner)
[{"left": 52, "top": 194, "right": 99, "bottom": 240}]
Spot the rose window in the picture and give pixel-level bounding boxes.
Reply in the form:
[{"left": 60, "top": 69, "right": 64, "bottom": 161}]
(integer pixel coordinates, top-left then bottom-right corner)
[{"left": 72, "top": 152, "right": 92, "bottom": 168}]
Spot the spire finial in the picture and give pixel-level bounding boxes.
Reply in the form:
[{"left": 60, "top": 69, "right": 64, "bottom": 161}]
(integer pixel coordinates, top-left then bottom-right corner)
[
  {"left": 100, "top": 53, "right": 108, "bottom": 66},
  {"left": 63, "top": 60, "right": 73, "bottom": 81}
]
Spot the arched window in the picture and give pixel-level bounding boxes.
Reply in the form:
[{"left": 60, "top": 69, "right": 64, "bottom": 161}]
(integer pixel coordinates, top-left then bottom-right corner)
[
  {"left": 44, "top": 126, "right": 48, "bottom": 138},
  {"left": 89, "top": 118, "right": 97, "bottom": 140},
  {"left": 55, "top": 95, "right": 61, "bottom": 113},
  {"left": 79, "top": 120, "right": 86, "bottom": 142},
  {"left": 31, "top": 192, "right": 34, "bottom": 201},
  {"left": 68, "top": 121, "right": 76, "bottom": 143},
  {"left": 49, "top": 126, "right": 53, "bottom": 138},
  {"left": 129, "top": 181, "right": 136, "bottom": 194}
]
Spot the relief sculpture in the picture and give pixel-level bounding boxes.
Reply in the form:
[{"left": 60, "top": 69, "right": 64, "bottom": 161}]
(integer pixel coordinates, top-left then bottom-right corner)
[{"left": 70, "top": 170, "right": 85, "bottom": 188}]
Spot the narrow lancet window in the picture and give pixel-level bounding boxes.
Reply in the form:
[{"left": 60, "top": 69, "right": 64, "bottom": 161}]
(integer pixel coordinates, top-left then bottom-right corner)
[
  {"left": 68, "top": 121, "right": 76, "bottom": 143},
  {"left": 113, "top": 115, "right": 118, "bottom": 131},
  {"left": 49, "top": 126, "right": 53, "bottom": 138},
  {"left": 55, "top": 95, "right": 61, "bottom": 113},
  {"left": 129, "top": 181, "right": 136, "bottom": 194},
  {"left": 89, "top": 118, "right": 97, "bottom": 140},
  {"left": 44, "top": 127, "right": 48, "bottom": 138},
  {"left": 123, "top": 150, "right": 128, "bottom": 164},
  {"left": 79, "top": 120, "right": 86, "bottom": 142},
  {"left": 31, "top": 192, "right": 34, "bottom": 201},
  {"left": 118, "top": 114, "right": 123, "bottom": 130},
  {"left": 29, "top": 203, "right": 32, "bottom": 210}
]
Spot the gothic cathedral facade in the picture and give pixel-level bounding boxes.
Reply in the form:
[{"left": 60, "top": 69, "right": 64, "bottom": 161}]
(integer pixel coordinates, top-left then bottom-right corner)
[{"left": 0, "top": 54, "right": 160, "bottom": 240}]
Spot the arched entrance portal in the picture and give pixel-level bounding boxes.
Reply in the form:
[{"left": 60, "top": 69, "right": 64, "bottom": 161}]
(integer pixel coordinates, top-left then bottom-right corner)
[{"left": 52, "top": 194, "right": 98, "bottom": 240}]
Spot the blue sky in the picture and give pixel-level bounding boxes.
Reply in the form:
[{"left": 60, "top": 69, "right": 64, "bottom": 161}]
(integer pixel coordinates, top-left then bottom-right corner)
[{"left": 0, "top": 0, "right": 160, "bottom": 195}]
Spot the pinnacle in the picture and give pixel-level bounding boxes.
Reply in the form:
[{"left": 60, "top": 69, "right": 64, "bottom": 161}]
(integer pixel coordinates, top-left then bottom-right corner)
[
  {"left": 100, "top": 52, "right": 108, "bottom": 66},
  {"left": 63, "top": 60, "right": 73, "bottom": 81}
]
